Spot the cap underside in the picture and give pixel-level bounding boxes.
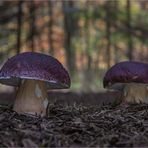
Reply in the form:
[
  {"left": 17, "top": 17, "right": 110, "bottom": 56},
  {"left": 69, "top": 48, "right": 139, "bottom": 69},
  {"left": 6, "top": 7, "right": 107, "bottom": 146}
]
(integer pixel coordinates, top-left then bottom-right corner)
[
  {"left": 106, "top": 83, "right": 125, "bottom": 91},
  {"left": 0, "top": 76, "right": 69, "bottom": 89}
]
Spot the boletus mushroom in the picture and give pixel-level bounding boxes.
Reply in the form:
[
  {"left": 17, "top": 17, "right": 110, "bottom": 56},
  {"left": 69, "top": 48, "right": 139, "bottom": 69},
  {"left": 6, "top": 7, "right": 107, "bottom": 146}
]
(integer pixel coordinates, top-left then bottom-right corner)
[
  {"left": 103, "top": 61, "right": 148, "bottom": 103},
  {"left": 0, "top": 52, "right": 70, "bottom": 116}
]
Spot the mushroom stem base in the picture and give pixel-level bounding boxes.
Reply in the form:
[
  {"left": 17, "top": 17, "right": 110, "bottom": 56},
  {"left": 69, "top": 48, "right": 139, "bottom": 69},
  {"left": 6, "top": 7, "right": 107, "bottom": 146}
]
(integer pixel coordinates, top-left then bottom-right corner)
[
  {"left": 122, "top": 83, "right": 148, "bottom": 103},
  {"left": 13, "top": 79, "right": 48, "bottom": 116}
]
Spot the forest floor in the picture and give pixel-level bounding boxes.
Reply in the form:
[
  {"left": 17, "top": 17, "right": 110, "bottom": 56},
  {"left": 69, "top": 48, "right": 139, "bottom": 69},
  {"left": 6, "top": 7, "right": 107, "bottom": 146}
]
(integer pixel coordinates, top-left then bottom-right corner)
[{"left": 1, "top": 97, "right": 148, "bottom": 147}]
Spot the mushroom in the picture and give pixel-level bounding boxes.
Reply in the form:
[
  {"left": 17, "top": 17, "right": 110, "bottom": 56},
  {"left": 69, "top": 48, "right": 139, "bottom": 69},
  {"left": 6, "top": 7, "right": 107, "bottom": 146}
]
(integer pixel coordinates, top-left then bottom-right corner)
[
  {"left": 103, "top": 61, "right": 148, "bottom": 104},
  {"left": 0, "top": 52, "right": 70, "bottom": 116}
]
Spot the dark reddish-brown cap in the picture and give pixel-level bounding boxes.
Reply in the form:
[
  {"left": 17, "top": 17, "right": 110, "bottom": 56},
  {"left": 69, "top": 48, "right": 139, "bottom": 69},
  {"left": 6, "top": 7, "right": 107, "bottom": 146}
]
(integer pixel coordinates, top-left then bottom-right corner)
[
  {"left": 103, "top": 61, "right": 148, "bottom": 88},
  {"left": 0, "top": 52, "right": 71, "bottom": 89}
]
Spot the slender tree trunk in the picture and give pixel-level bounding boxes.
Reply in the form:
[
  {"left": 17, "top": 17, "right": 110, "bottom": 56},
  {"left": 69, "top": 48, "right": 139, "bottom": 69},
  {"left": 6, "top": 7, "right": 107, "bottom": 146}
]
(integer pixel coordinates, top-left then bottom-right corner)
[
  {"left": 113, "top": 0, "right": 119, "bottom": 63},
  {"left": 29, "top": 0, "right": 36, "bottom": 51},
  {"left": 63, "top": 1, "right": 77, "bottom": 75},
  {"left": 114, "top": 45, "right": 120, "bottom": 63},
  {"left": 85, "top": 4, "right": 92, "bottom": 71},
  {"left": 126, "top": 0, "right": 133, "bottom": 60},
  {"left": 16, "top": 0, "right": 23, "bottom": 54},
  {"left": 105, "top": 2, "right": 111, "bottom": 68},
  {"left": 48, "top": 0, "right": 54, "bottom": 55}
]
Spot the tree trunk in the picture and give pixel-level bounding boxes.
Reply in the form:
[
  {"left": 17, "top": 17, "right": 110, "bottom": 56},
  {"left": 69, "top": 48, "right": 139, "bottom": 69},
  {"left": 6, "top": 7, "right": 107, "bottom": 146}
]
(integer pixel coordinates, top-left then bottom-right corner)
[
  {"left": 63, "top": 1, "right": 77, "bottom": 75},
  {"left": 113, "top": 0, "right": 119, "bottom": 63},
  {"left": 85, "top": 4, "right": 92, "bottom": 71},
  {"left": 29, "top": 1, "right": 36, "bottom": 51},
  {"left": 48, "top": 0, "right": 54, "bottom": 55},
  {"left": 105, "top": 2, "right": 111, "bottom": 68},
  {"left": 126, "top": 0, "right": 133, "bottom": 60},
  {"left": 16, "top": 0, "right": 23, "bottom": 54}
]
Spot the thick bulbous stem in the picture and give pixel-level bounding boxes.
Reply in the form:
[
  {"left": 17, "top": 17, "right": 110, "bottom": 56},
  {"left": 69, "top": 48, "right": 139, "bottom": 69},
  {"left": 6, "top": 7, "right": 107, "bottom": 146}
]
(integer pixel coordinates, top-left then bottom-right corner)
[
  {"left": 122, "top": 83, "right": 148, "bottom": 103},
  {"left": 13, "top": 79, "right": 49, "bottom": 116}
]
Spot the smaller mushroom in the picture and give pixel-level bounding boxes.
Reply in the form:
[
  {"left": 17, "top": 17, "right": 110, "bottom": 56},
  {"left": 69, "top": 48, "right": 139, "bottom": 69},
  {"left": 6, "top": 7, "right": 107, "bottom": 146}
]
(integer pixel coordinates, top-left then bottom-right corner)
[
  {"left": 0, "top": 52, "right": 70, "bottom": 116},
  {"left": 103, "top": 61, "right": 148, "bottom": 104}
]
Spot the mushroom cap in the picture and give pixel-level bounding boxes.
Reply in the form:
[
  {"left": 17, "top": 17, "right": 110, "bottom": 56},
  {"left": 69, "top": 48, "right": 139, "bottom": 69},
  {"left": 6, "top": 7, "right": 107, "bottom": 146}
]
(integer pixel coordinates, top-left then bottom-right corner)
[
  {"left": 103, "top": 61, "right": 148, "bottom": 89},
  {"left": 0, "top": 52, "right": 71, "bottom": 89}
]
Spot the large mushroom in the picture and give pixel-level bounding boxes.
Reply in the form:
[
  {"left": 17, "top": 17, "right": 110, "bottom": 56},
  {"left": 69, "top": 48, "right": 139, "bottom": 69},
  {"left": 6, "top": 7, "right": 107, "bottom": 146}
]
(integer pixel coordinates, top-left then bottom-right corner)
[
  {"left": 0, "top": 52, "right": 70, "bottom": 116},
  {"left": 103, "top": 61, "right": 148, "bottom": 103}
]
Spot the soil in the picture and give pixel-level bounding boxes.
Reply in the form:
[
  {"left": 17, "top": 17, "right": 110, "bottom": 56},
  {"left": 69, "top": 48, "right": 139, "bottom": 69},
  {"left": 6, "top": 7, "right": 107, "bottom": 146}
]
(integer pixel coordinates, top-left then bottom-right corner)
[{"left": 0, "top": 102, "right": 148, "bottom": 147}]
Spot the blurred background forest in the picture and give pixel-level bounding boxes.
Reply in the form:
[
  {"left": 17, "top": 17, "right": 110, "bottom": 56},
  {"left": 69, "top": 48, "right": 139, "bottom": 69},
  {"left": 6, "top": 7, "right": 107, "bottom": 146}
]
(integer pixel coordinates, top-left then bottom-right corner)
[{"left": 0, "top": 0, "right": 148, "bottom": 93}]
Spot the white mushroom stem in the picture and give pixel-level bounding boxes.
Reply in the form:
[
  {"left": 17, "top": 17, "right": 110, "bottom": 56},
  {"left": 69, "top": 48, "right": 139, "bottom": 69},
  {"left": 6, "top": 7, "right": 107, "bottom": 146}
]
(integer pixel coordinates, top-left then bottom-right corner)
[
  {"left": 13, "top": 79, "right": 49, "bottom": 116},
  {"left": 107, "top": 83, "right": 148, "bottom": 104},
  {"left": 122, "top": 83, "right": 148, "bottom": 103}
]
